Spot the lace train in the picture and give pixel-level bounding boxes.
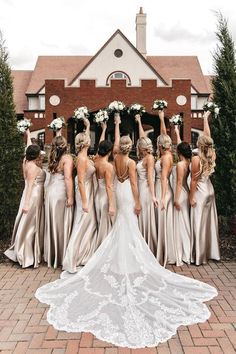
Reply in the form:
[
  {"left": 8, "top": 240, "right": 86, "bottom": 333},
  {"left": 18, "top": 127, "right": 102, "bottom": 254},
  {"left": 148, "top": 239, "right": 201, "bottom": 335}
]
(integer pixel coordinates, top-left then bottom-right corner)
[{"left": 35, "top": 180, "right": 217, "bottom": 348}]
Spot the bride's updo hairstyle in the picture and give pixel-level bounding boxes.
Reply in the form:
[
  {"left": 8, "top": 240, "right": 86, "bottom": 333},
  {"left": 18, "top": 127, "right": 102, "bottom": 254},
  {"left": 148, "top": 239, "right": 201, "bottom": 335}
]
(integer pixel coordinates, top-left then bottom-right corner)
[
  {"left": 177, "top": 142, "right": 192, "bottom": 160},
  {"left": 25, "top": 145, "right": 41, "bottom": 161},
  {"left": 49, "top": 136, "right": 67, "bottom": 173},
  {"left": 75, "top": 132, "right": 90, "bottom": 154},
  {"left": 119, "top": 136, "right": 132, "bottom": 155},
  {"left": 137, "top": 137, "right": 153, "bottom": 159},
  {"left": 98, "top": 140, "right": 113, "bottom": 157},
  {"left": 197, "top": 135, "right": 216, "bottom": 177}
]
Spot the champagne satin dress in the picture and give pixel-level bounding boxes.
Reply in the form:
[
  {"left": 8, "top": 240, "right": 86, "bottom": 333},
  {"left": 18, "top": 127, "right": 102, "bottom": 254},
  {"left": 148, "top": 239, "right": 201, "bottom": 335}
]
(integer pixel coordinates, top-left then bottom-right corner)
[
  {"left": 172, "top": 165, "right": 191, "bottom": 266},
  {"left": 137, "top": 160, "right": 158, "bottom": 254},
  {"left": 5, "top": 169, "right": 46, "bottom": 268},
  {"left": 191, "top": 173, "right": 220, "bottom": 265},
  {"left": 63, "top": 162, "right": 97, "bottom": 272},
  {"left": 44, "top": 171, "right": 73, "bottom": 268},
  {"left": 95, "top": 177, "right": 114, "bottom": 249},
  {"left": 155, "top": 159, "right": 175, "bottom": 266}
]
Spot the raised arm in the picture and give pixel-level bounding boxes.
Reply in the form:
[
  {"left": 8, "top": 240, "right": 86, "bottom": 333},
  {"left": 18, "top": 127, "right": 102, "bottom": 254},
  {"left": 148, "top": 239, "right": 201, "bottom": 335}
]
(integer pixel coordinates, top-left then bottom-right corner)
[
  {"left": 135, "top": 114, "right": 145, "bottom": 138},
  {"left": 128, "top": 159, "right": 141, "bottom": 215},
  {"left": 189, "top": 156, "right": 200, "bottom": 208},
  {"left": 56, "top": 128, "right": 62, "bottom": 137},
  {"left": 146, "top": 155, "right": 158, "bottom": 207},
  {"left": 99, "top": 122, "right": 107, "bottom": 143},
  {"left": 203, "top": 111, "right": 211, "bottom": 137},
  {"left": 160, "top": 155, "right": 172, "bottom": 210},
  {"left": 158, "top": 110, "right": 167, "bottom": 135},
  {"left": 174, "top": 163, "right": 184, "bottom": 211},
  {"left": 63, "top": 155, "right": 74, "bottom": 207},
  {"left": 26, "top": 128, "right": 32, "bottom": 147},
  {"left": 113, "top": 114, "right": 121, "bottom": 156},
  {"left": 174, "top": 125, "right": 182, "bottom": 145},
  {"left": 22, "top": 164, "right": 39, "bottom": 213},
  {"left": 83, "top": 118, "right": 90, "bottom": 137},
  {"left": 77, "top": 157, "right": 88, "bottom": 212},
  {"left": 104, "top": 164, "right": 115, "bottom": 216}
]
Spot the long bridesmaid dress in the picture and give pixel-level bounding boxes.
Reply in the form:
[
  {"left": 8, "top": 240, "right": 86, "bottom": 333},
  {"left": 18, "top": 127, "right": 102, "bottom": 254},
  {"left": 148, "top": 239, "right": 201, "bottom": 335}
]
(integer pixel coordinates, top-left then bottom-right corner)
[
  {"left": 62, "top": 161, "right": 97, "bottom": 272},
  {"left": 137, "top": 159, "right": 158, "bottom": 254},
  {"left": 172, "top": 166, "right": 191, "bottom": 266},
  {"left": 94, "top": 176, "right": 115, "bottom": 249},
  {"left": 44, "top": 171, "right": 73, "bottom": 268},
  {"left": 191, "top": 173, "right": 220, "bottom": 265},
  {"left": 5, "top": 169, "right": 46, "bottom": 268},
  {"left": 155, "top": 159, "right": 175, "bottom": 266}
]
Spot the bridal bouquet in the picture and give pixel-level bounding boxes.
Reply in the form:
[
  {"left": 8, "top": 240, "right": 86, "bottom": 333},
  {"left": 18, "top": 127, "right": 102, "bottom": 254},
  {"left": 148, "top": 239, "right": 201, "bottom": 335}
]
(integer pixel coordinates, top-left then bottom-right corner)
[
  {"left": 152, "top": 99, "right": 168, "bottom": 110},
  {"left": 48, "top": 116, "right": 65, "bottom": 131},
  {"left": 108, "top": 100, "right": 126, "bottom": 113},
  {"left": 169, "top": 114, "right": 183, "bottom": 126},
  {"left": 17, "top": 118, "right": 32, "bottom": 134},
  {"left": 128, "top": 103, "right": 145, "bottom": 116},
  {"left": 94, "top": 109, "right": 109, "bottom": 124},
  {"left": 73, "top": 106, "right": 89, "bottom": 121},
  {"left": 202, "top": 102, "right": 220, "bottom": 117}
]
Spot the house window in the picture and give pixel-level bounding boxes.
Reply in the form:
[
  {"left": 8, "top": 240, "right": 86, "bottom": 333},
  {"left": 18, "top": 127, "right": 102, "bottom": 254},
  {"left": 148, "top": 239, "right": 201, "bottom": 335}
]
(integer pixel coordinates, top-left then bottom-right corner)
[
  {"left": 37, "top": 132, "right": 45, "bottom": 149},
  {"left": 106, "top": 71, "right": 131, "bottom": 86},
  {"left": 39, "top": 95, "right": 45, "bottom": 110}
]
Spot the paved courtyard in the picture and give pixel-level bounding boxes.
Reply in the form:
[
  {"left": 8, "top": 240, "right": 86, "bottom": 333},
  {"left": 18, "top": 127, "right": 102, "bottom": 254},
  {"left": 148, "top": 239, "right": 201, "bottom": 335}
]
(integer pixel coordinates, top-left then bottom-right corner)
[{"left": 0, "top": 261, "right": 235, "bottom": 354}]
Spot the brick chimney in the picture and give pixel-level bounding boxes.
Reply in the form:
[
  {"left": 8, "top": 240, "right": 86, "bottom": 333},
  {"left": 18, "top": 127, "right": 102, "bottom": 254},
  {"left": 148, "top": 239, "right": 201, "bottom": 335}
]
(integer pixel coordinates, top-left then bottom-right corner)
[{"left": 135, "top": 7, "right": 147, "bottom": 57}]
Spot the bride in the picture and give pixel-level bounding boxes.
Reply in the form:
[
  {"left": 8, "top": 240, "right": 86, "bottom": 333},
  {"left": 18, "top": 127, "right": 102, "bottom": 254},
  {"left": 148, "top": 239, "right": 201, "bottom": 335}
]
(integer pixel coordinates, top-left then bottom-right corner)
[{"left": 35, "top": 120, "right": 217, "bottom": 348}]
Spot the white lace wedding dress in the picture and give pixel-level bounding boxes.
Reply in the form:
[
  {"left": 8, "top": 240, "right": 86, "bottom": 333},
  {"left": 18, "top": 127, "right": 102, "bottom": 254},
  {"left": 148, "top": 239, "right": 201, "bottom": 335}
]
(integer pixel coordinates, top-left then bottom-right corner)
[{"left": 35, "top": 178, "right": 217, "bottom": 348}]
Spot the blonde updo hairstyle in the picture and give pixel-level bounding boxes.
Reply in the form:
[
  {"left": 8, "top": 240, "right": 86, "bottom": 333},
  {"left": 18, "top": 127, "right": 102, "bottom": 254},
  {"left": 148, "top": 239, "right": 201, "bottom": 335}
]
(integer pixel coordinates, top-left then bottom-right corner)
[
  {"left": 197, "top": 135, "right": 216, "bottom": 177},
  {"left": 48, "top": 136, "right": 67, "bottom": 173},
  {"left": 156, "top": 134, "right": 172, "bottom": 156},
  {"left": 75, "top": 132, "right": 90, "bottom": 154},
  {"left": 137, "top": 137, "right": 153, "bottom": 159},
  {"left": 119, "top": 136, "right": 132, "bottom": 155}
]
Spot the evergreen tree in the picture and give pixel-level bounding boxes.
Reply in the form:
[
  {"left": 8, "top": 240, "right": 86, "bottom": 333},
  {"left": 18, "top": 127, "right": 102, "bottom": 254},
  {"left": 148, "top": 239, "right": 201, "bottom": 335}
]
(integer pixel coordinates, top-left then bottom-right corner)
[
  {"left": 0, "top": 32, "right": 24, "bottom": 239},
  {"left": 211, "top": 14, "right": 236, "bottom": 219}
]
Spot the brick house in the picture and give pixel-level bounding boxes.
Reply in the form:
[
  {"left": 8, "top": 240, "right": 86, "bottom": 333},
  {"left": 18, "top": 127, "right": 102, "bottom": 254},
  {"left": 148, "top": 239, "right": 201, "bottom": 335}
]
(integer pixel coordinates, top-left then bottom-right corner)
[{"left": 11, "top": 8, "right": 213, "bottom": 151}]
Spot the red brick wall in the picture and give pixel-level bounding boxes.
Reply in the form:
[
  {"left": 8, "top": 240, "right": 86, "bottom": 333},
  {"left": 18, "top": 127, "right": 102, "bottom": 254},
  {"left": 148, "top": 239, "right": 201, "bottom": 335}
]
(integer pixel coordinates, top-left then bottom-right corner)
[{"left": 43, "top": 78, "right": 192, "bottom": 144}]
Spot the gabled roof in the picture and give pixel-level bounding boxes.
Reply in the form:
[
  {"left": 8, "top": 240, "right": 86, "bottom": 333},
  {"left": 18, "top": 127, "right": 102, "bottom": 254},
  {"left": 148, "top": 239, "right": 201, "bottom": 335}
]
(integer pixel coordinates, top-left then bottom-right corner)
[
  {"left": 12, "top": 70, "right": 33, "bottom": 113},
  {"left": 69, "top": 29, "right": 168, "bottom": 86},
  {"left": 147, "top": 56, "right": 209, "bottom": 94},
  {"left": 26, "top": 56, "right": 92, "bottom": 94},
  {"left": 204, "top": 75, "right": 214, "bottom": 94}
]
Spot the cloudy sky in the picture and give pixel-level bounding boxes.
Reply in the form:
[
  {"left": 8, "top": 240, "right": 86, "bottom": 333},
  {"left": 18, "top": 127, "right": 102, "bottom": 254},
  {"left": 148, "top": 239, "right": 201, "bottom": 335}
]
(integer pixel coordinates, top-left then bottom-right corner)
[{"left": 1, "top": 0, "right": 235, "bottom": 74}]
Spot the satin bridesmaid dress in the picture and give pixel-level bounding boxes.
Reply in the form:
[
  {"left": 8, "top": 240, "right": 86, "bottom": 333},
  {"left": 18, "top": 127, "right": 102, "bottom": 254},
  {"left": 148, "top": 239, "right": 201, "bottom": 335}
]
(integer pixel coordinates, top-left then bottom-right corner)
[
  {"left": 94, "top": 176, "right": 115, "bottom": 249},
  {"left": 155, "top": 159, "right": 175, "bottom": 266},
  {"left": 137, "top": 159, "right": 158, "bottom": 254},
  {"left": 44, "top": 171, "right": 73, "bottom": 268},
  {"left": 172, "top": 165, "right": 191, "bottom": 266},
  {"left": 5, "top": 169, "right": 46, "bottom": 268},
  {"left": 62, "top": 161, "right": 97, "bottom": 272},
  {"left": 190, "top": 172, "right": 220, "bottom": 265}
]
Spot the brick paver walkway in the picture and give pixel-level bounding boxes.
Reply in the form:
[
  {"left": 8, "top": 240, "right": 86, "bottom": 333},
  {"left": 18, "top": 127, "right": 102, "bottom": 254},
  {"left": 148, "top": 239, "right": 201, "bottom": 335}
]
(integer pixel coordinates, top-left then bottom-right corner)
[{"left": 0, "top": 261, "right": 235, "bottom": 354}]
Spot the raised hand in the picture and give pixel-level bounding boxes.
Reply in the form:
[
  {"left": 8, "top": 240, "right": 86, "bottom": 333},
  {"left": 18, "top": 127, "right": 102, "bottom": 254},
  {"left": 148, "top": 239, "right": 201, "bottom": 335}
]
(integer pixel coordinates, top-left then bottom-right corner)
[
  {"left": 114, "top": 114, "right": 121, "bottom": 125},
  {"left": 101, "top": 121, "right": 107, "bottom": 130},
  {"left": 135, "top": 114, "right": 141, "bottom": 123}
]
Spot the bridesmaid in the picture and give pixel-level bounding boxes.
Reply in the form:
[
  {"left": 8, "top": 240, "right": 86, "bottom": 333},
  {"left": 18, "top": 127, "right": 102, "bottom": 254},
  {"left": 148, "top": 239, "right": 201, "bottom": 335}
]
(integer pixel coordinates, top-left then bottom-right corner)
[
  {"left": 173, "top": 125, "right": 192, "bottom": 266},
  {"left": 5, "top": 129, "right": 46, "bottom": 268},
  {"left": 190, "top": 111, "right": 220, "bottom": 265},
  {"left": 155, "top": 110, "right": 175, "bottom": 266},
  {"left": 94, "top": 122, "right": 115, "bottom": 249},
  {"left": 135, "top": 114, "right": 158, "bottom": 254},
  {"left": 44, "top": 130, "right": 74, "bottom": 268},
  {"left": 63, "top": 118, "right": 97, "bottom": 272}
]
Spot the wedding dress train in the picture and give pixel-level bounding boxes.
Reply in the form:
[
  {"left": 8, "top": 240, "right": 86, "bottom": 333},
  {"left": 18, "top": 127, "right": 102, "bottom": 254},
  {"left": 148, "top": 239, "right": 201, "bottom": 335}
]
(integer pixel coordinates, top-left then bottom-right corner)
[{"left": 35, "top": 178, "right": 217, "bottom": 348}]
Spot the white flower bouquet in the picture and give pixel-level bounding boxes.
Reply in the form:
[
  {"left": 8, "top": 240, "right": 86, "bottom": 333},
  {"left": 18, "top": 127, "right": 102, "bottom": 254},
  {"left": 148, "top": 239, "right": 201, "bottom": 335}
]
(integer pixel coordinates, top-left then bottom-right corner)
[
  {"left": 152, "top": 99, "right": 168, "bottom": 110},
  {"left": 17, "top": 118, "right": 32, "bottom": 134},
  {"left": 169, "top": 114, "right": 183, "bottom": 126},
  {"left": 202, "top": 102, "right": 220, "bottom": 117},
  {"left": 128, "top": 103, "right": 145, "bottom": 116},
  {"left": 73, "top": 106, "right": 89, "bottom": 121},
  {"left": 94, "top": 110, "right": 109, "bottom": 124},
  {"left": 48, "top": 116, "right": 65, "bottom": 131},
  {"left": 108, "top": 100, "right": 126, "bottom": 113}
]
